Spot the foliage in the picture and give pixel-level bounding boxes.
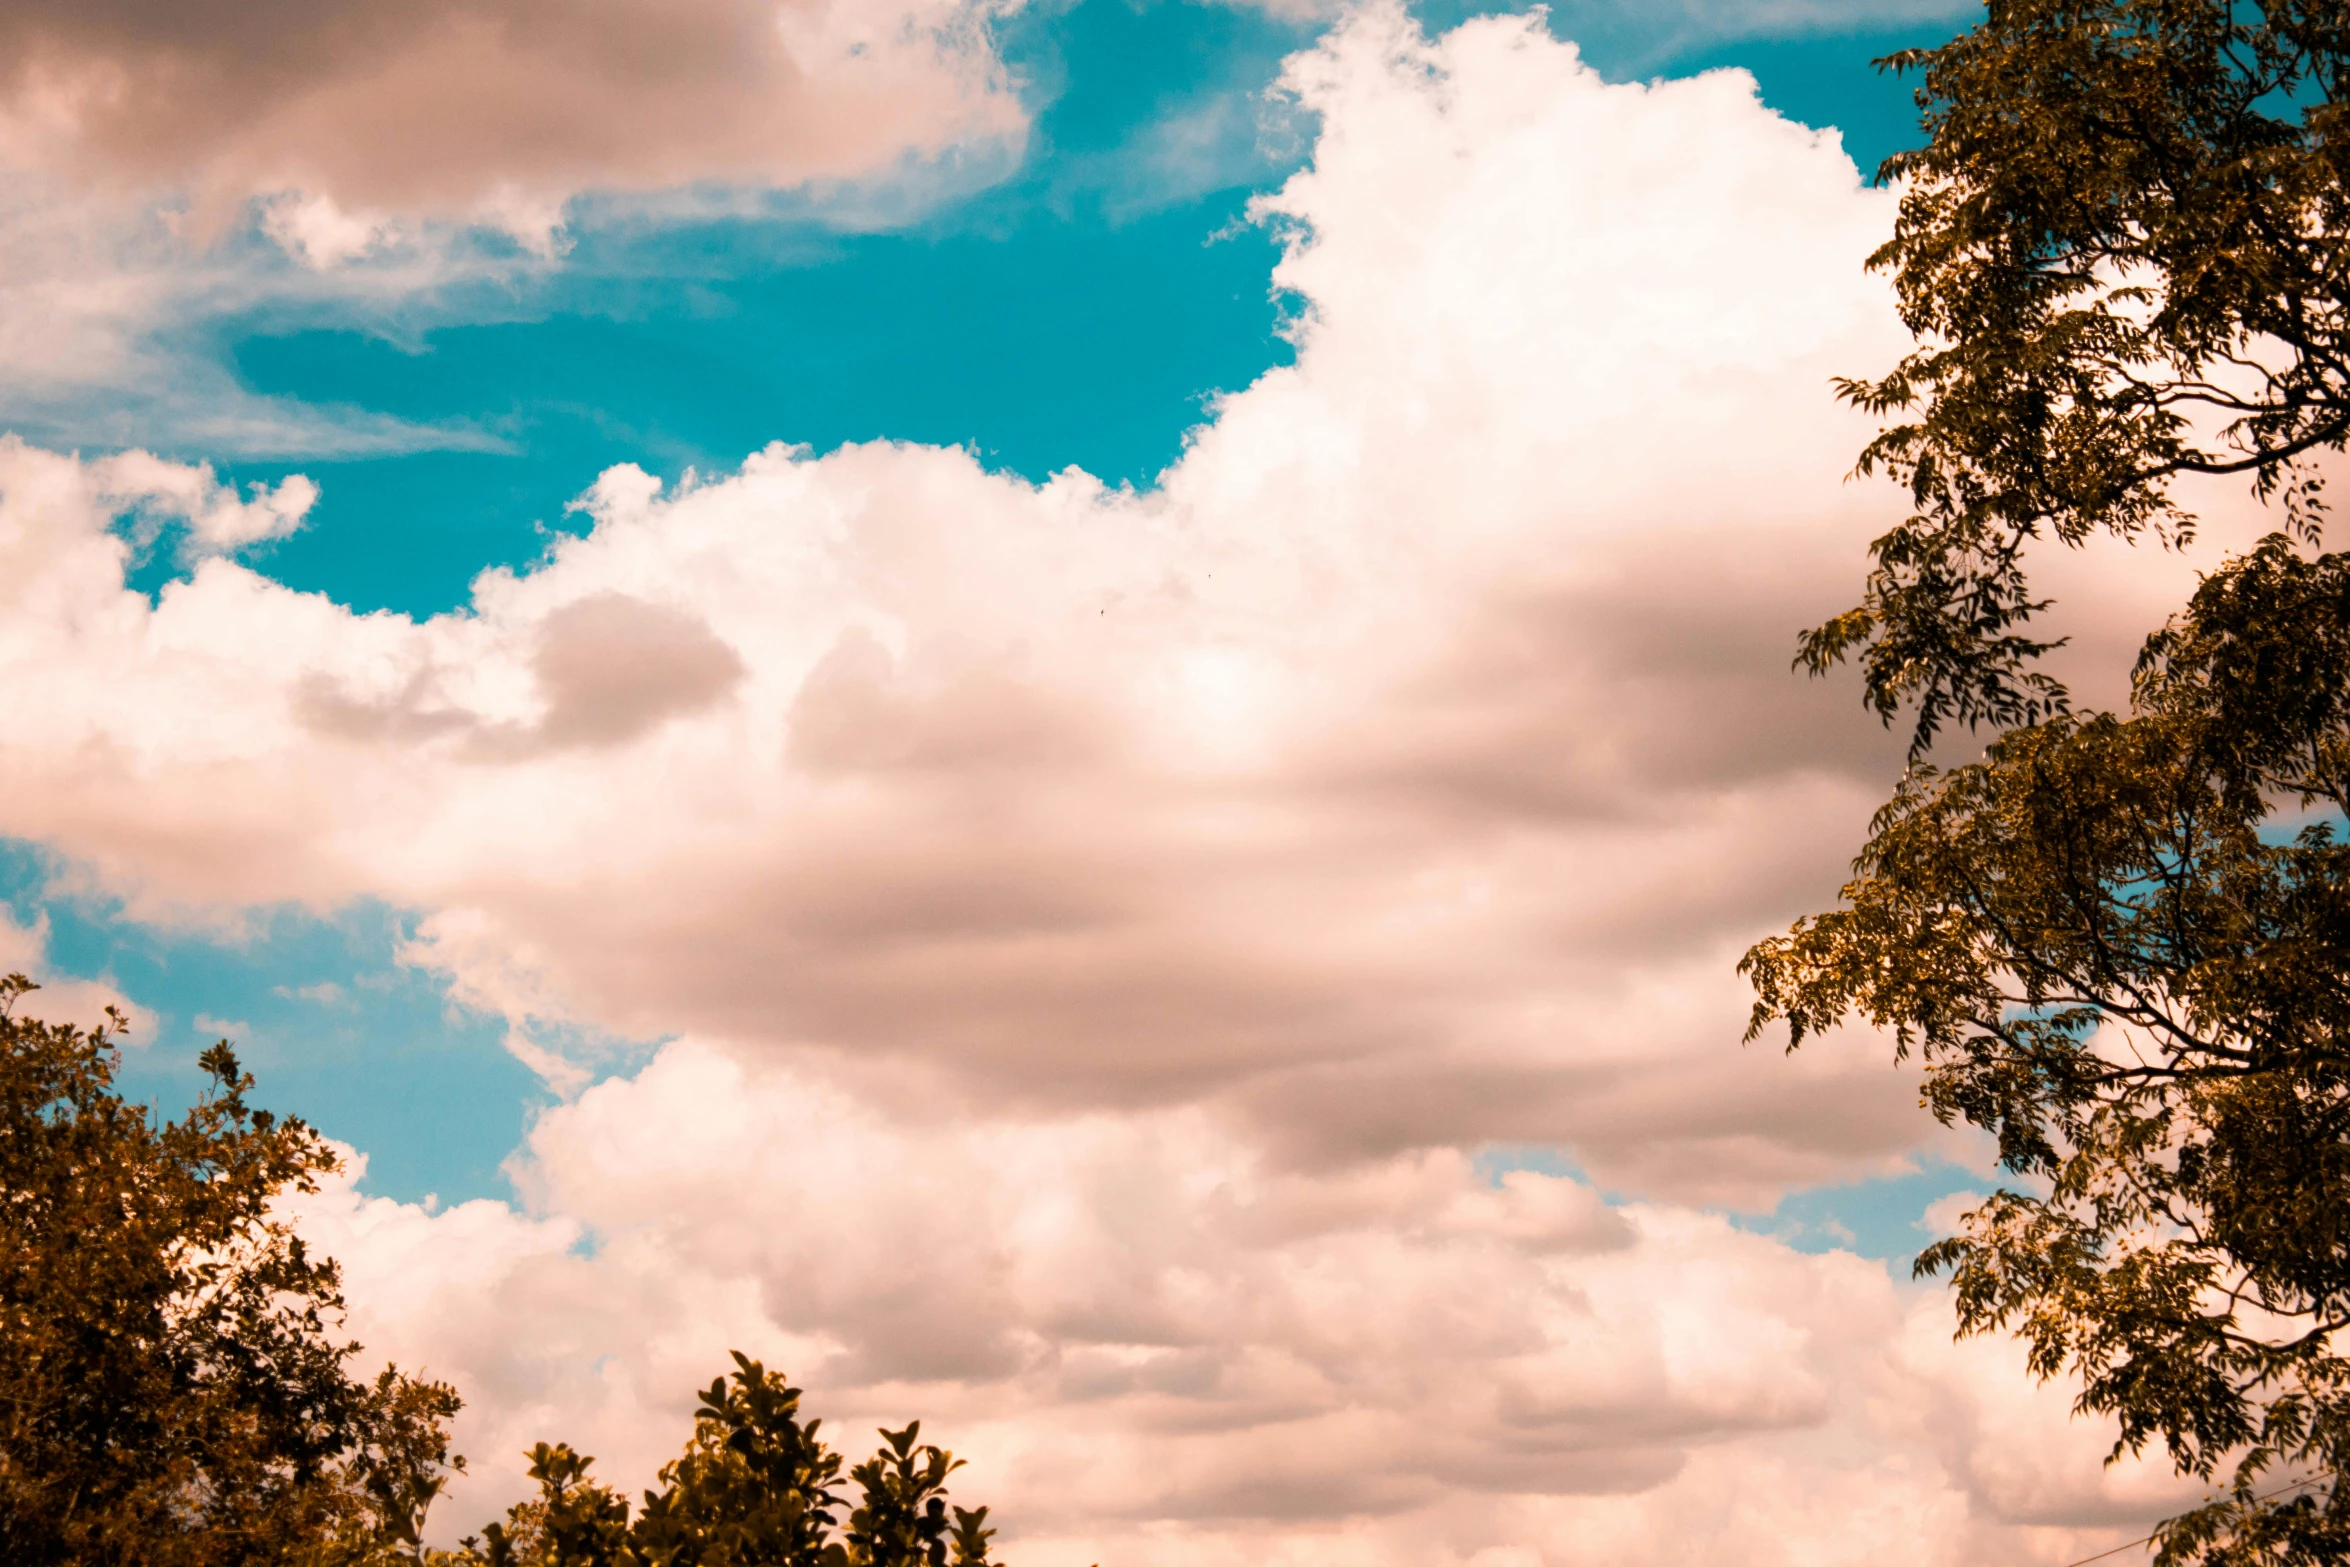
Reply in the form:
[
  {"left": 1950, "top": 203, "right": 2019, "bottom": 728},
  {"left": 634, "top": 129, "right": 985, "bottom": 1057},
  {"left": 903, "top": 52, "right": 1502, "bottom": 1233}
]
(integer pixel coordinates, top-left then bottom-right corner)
[
  {"left": 1748, "top": 536, "right": 2350, "bottom": 1561},
  {"left": 451, "top": 1353, "right": 1008, "bottom": 1567},
  {"left": 0, "top": 974, "right": 1024, "bottom": 1564},
  {"left": 1806, "top": 0, "right": 2350, "bottom": 751},
  {"left": 1765, "top": 0, "right": 2350, "bottom": 1554},
  {"left": 0, "top": 974, "right": 463, "bottom": 1566}
]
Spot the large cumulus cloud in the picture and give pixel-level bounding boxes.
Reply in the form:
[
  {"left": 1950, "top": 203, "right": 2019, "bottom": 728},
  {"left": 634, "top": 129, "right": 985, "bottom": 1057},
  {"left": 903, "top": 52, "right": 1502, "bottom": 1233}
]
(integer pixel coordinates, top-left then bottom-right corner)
[
  {"left": 0, "top": 6, "right": 1939, "bottom": 1195},
  {"left": 0, "top": 6, "right": 2285, "bottom": 1559}
]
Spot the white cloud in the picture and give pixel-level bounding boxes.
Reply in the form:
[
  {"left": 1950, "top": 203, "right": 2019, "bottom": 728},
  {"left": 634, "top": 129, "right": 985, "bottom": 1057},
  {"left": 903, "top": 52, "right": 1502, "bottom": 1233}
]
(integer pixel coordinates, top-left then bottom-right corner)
[
  {"left": 1233, "top": 0, "right": 1974, "bottom": 41},
  {"left": 1917, "top": 1189, "right": 1985, "bottom": 1240},
  {"left": 0, "top": 0, "right": 1023, "bottom": 239},
  {"left": 0, "top": 170, "right": 530, "bottom": 457},
  {"left": 88, "top": 448, "right": 319, "bottom": 553},
  {"left": 259, "top": 193, "right": 395, "bottom": 269},
  {"left": 0, "top": 6, "right": 2292, "bottom": 1559},
  {"left": 290, "top": 1042, "right": 2188, "bottom": 1563},
  {"left": 0, "top": 902, "right": 154, "bottom": 1037},
  {"left": 0, "top": 13, "right": 1946, "bottom": 1207},
  {"left": 0, "top": 0, "right": 1023, "bottom": 452}
]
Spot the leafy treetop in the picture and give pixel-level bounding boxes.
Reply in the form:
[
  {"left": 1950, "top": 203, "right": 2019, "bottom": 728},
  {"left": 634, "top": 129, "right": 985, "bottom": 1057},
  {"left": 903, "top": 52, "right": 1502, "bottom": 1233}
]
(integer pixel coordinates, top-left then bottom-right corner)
[
  {"left": 1810, "top": 0, "right": 2350, "bottom": 751},
  {"left": 455, "top": 1353, "right": 1015, "bottom": 1567},
  {"left": 1748, "top": 535, "right": 2350, "bottom": 1563},
  {"left": 0, "top": 975, "right": 1040, "bottom": 1566},
  {"left": 0, "top": 974, "right": 461, "bottom": 1567}
]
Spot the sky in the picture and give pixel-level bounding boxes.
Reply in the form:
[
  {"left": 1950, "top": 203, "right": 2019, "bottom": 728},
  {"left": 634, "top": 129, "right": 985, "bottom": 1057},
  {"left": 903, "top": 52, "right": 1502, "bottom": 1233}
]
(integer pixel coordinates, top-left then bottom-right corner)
[{"left": 0, "top": 0, "right": 2297, "bottom": 1561}]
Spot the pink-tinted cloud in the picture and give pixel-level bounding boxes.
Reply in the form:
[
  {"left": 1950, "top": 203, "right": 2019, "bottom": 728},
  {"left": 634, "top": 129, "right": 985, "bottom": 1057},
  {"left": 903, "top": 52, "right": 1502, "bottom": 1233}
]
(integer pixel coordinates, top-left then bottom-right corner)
[
  {"left": 0, "top": 9, "right": 2296, "bottom": 1559},
  {"left": 0, "top": 0, "right": 1020, "bottom": 236},
  {"left": 0, "top": 13, "right": 1944, "bottom": 1204},
  {"left": 290, "top": 1041, "right": 2195, "bottom": 1564},
  {"left": 0, "top": 902, "right": 153, "bottom": 1035}
]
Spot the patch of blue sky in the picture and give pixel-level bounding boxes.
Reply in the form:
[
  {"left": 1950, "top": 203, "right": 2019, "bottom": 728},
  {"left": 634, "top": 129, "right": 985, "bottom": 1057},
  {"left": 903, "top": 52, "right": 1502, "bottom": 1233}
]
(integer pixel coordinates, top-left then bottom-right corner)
[
  {"left": 0, "top": 842, "right": 542, "bottom": 1208},
  {"left": 1478, "top": 1139, "right": 1991, "bottom": 1267},
  {"left": 1653, "top": 19, "right": 1966, "bottom": 180},
  {"left": 1473, "top": 1141, "right": 1590, "bottom": 1186},
  {"left": 1733, "top": 1158, "right": 1990, "bottom": 1265}
]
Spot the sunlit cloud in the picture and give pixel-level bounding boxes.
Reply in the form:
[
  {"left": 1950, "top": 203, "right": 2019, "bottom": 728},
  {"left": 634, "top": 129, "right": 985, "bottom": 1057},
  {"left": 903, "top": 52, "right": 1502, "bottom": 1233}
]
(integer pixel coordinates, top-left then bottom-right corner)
[{"left": 0, "top": 4, "right": 2274, "bottom": 1562}]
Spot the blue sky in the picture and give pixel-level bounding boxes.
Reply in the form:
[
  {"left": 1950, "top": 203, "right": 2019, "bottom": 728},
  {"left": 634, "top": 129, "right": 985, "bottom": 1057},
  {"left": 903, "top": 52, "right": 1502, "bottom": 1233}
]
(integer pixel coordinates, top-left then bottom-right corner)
[{"left": 28, "top": 0, "right": 1967, "bottom": 1230}]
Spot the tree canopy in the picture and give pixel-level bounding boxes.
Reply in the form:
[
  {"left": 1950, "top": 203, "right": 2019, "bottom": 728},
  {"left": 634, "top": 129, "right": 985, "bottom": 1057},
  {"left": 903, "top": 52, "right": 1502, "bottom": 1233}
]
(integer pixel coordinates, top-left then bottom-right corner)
[
  {"left": 0, "top": 974, "right": 460, "bottom": 1566},
  {"left": 454, "top": 1355, "right": 1007, "bottom": 1567},
  {"left": 0, "top": 977, "right": 1022, "bottom": 1565},
  {"left": 1750, "top": 540, "right": 2350, "bottom": 1561},
  {"left": 1755, "top": 2, "right": 2350, "bottom": 1561},
  {"left": 1809, "top": 0, "right": 2350, "bottom": 751}
]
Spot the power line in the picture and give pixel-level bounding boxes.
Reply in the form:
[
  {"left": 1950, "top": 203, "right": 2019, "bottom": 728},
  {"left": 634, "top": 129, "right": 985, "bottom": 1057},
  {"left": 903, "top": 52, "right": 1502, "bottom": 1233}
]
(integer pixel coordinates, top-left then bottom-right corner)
[
  {"left": 2063, "top": 1531, "right": 2162, "bottom": 1567},
  {"left": 2059, "top": 1476, "right": 2331, "bottom": 1567}
]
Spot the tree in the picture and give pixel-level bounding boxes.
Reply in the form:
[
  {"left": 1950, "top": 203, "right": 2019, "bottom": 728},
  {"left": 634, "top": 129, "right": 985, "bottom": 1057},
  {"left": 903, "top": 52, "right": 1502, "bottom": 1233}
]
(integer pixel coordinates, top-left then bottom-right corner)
[
  {"left": 1752, "top": 3, "right": 2350, "bottom": 1561},
  {"left": 455, "top": 1352, "right": 1008, "bottom": 1567},
  {"left": 0, "top": 974, "right": 462, "bottom": 1566},
  {"left": 1750, "top": 540, "right": 2350, "bottom": 1560},
  {"left": 0, "top": 972, "right": 1023, "bottom": 1566},
  {"left": 1807, "top": 0, "right": 2350, "bottom": 751}
]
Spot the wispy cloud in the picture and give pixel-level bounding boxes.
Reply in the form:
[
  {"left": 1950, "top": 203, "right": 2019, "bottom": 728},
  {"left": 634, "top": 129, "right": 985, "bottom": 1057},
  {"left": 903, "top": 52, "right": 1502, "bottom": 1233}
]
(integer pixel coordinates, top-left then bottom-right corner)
[
  {"left": 0, "top": 0, "right": 1023, "bottom": 233},
  {"left": 0, "top": 174, "right": 534, "bottom": 457},
  {"left": 0, "top": 0, "right": 1039, "bottom": 460}
]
